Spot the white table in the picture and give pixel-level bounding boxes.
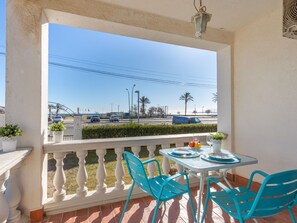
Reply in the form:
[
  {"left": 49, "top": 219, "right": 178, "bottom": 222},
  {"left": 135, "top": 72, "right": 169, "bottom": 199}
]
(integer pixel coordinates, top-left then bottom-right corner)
[{"left": 160, "top": 146, "right": 258, "bottom": 223}]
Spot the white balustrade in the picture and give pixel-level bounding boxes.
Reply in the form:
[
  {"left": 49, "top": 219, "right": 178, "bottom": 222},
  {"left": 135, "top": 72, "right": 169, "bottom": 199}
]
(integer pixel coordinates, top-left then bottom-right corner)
[
  {"left": 43, "top": 134, "right": 208, "bottom": 215},
  {"left": 96, "top": 149, "right": 107, "bottom": 193},
  {"left": 131, "top": 146, "right": 141, "bottom": 157},
  {"left": 147, "top": 145, "right": 156, "bottom": 178},
  {"left": 76, "top": 151, "right": 88, "bottom": 197},
  {"left": 5, "top": 164, "right": 21, "bottom": 223},
  {"left": 0, "top": 171, "right": 9, "bottom": 223},
  {"left": 161, "top": 144, "right": 171, "bottom": 175},
  {"left": 0, "top": 148, "right": 31, "bottom": 223},
  {"left": 114, "top": 147, "right": 125, "bottom": 191},
  {"left": 53, "top": 152, "right": 66, "bottom": 202}
]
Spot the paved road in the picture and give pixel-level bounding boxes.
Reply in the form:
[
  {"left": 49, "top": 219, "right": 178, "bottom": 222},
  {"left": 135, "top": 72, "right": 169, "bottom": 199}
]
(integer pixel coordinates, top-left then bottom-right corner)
[{"left": 58, "top": 117, "right": 217, "bottom": 135}]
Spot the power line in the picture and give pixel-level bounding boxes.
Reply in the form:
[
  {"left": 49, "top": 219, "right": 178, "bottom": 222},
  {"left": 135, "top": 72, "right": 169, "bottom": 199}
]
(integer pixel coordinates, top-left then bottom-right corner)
[
  {"left": 49, "top": 62, "right": 216, "bottom": 88},
  {"left": 50, "top": 54, "right": 216, "bottom": 82},
  {"left": 0, "top": 51, "right": 216, "bottom": 87}
]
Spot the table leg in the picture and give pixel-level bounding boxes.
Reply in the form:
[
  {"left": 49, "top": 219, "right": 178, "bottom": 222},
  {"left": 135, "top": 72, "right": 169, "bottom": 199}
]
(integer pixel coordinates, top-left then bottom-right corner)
[
  {"left": 197, "top": 172, "right": 205, "bottom": 223},
  {"left": 222, "top": 169, "right": 233, "bottom": 188}
]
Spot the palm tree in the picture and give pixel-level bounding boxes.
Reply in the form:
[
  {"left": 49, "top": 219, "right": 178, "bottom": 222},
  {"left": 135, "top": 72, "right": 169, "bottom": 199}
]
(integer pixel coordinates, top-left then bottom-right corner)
[
  {"left": 212, "top": 92, "right": 218, "bottom": 103},
  {"left": 179, "top": 92, "right": 194, "bottom": 115},
  {"left": 139, "top": 96, "right": 150, "bottom": 116}
]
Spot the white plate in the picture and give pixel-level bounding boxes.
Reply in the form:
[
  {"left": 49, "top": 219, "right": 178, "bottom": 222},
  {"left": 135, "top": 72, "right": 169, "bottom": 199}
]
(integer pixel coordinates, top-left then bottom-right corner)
[
  {"left": 201, "top": 154, "right": 240, "bottom": 164},
  {"left": 208, "top": 152, "right": 236, "bottom": 160},
  {"left": 172, "top": 148, "right": 192, "bottom": 155}
]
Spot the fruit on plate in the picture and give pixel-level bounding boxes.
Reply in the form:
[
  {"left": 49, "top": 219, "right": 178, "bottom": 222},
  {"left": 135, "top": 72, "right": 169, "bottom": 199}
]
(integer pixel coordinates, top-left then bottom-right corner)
[
  {"left": 189, "top": 140, "right": 196, "bottom": 147},
  {"left": 195, "top": 143, "right": 202, "bottom": 148}
]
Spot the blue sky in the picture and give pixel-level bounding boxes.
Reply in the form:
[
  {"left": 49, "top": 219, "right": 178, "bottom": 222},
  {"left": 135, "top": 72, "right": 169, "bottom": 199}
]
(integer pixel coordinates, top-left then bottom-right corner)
[{"left": 0, "top": 0, "right": 217, "bottom": 114}]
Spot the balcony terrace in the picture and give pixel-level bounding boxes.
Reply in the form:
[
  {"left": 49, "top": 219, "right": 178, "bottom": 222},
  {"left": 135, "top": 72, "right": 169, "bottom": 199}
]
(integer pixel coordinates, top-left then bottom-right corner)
[{"left": 2, "top": 0, "right": 297, "bottom": 222}]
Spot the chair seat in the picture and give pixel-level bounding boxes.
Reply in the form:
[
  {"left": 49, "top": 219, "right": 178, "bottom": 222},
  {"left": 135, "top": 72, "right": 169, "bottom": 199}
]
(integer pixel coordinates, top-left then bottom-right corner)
[
  {"left": 210, "top": 186, "right": 257, "bottom": 219},
  {"left": 149, "top": 175, "right": 188, "bottom": 201}
]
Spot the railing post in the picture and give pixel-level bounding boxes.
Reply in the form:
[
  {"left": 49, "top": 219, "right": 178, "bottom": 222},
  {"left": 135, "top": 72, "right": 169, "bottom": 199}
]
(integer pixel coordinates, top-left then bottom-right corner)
[
  {"left": 175, "top": 143, "right": 185, "bottom": 183},
  {"left": 147, "top": 145, "right": 156, "bottom": 178},
  {"left": 76, "top": 151, "right": 88, "bottom": 197},
  {"left": 114, "top": 147, "right": 125, "bottom": 191},
  {"left": 0, "top": 171, "right": 9, "bottom": 223},
  {"left": 161, "top": 144, "right": 171, "bottom": 175},
  {"left": 96, "top": 149, "right": 107, "bottom": 194},
  {"left": 5, "top": 163, "right": 21, "bottom": 223},
  {"left": 131, "top": 146, "right": 141, "bottom": 157},
  {"left": 53, "top": 152, "right": 66, "bottom": 202}
]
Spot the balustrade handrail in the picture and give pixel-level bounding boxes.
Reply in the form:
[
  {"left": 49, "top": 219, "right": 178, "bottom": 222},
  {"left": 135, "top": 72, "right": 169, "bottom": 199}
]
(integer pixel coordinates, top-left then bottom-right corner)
[
  {"left": 0, "top": 148, "right": 32, "bottom": 176},
  {"left": 43, "top": 133, "right": 210, "bottom": 153}
]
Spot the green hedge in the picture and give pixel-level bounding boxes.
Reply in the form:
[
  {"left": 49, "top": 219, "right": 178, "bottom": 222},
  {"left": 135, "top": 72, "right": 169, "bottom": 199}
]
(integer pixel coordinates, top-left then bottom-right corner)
[{"left": 82, "top": 123, "right": 217, "bottom": 139}]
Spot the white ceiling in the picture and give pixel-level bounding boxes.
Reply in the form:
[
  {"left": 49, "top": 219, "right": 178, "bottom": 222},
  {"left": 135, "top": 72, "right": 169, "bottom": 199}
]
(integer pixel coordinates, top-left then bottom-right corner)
[{"left": 97, "top": 0, "right": 280, "bottom": 32}]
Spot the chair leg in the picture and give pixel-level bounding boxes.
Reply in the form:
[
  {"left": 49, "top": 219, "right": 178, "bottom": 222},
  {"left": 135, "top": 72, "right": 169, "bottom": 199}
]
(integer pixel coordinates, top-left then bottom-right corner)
[
  {"left": 119, "top": 182, "right": 135, "bottom": 223},
  {"left": 152, "top": 199, "right": 160, "bottom": 223},
  {"left": 200, "top": 193, "right": 210, "bottom": 223},
  {"left": 289, "top": 208, "right": 297, "bottom": 223},
  {"left": 188, "top": 191, "right": 197, "bottom": 223}
]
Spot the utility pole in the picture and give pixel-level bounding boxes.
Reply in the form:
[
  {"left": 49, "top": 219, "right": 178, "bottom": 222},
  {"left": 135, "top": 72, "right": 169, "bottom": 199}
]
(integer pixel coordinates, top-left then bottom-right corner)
[
  {"left": 135, "top": 90, "right": 140, "bottom": 124},
  {"left": 126, "top": 88, "right": 130, "bottom": 121},
  {"left": 131, "top": 84, "right": 136, "bottom": 122}
]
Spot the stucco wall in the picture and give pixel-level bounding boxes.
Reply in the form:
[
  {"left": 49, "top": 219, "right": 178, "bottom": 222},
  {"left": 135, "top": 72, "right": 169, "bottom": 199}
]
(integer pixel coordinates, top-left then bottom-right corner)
[{"left": 234, "top": 5, "right": 297, "bottom": 179}]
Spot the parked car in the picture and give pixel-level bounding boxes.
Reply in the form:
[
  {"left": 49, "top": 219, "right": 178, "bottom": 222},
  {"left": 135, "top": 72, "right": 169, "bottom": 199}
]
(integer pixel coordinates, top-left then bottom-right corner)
[
  {"left": 52, "top": 115, "right": 63, "bottom": 123},
  {"left": 90, "top": 115, "right": 100, "bottom": 123},
  {"left": 109, "top": 115, "right": 119, "bottom": 122},
  {"left": 172, "top": 116, "right": 201, "bottom": 124}
]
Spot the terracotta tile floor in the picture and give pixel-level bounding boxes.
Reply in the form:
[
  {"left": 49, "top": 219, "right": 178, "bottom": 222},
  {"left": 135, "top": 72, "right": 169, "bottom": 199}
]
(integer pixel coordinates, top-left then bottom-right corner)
[{"left": 43, "top": 185, "right": 297, "bottom": 223}]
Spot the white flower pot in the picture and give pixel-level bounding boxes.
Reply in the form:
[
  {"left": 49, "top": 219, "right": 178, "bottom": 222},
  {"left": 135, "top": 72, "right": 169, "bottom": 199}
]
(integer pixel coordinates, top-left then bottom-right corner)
[
  {"left": 2, "top": 138, "right": 17, "bottom": 152},
  {"left": 53, "top": 131, "right": 64, "bottom": 143},
  {"left": 212, "top": 140, "right": 222, "bottom": 153}
]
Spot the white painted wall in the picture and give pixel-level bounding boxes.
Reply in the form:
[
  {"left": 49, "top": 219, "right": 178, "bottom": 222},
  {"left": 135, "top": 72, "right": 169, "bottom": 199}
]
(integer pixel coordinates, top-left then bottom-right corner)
[{"left": 234, "top": 4, "right": 297, "bottom": 179}]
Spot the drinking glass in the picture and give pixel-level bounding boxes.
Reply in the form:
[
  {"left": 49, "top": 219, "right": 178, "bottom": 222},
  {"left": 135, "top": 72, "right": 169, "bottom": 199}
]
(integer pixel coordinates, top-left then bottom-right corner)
[{"left": 206, "top": 135, "right": 213, "bottom": 152}]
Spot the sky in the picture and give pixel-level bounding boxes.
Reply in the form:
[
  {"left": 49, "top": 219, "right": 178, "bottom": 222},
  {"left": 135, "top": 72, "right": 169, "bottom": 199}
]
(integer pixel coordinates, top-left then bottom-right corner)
[{"left": 0, "top": 0, "right": 217, "bottom": 115}]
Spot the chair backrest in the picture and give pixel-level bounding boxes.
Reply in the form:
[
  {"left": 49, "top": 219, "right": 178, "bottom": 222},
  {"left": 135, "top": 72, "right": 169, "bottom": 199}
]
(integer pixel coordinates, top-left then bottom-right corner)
[
  {"left": 250, "top": 169, "right": 297, "bottom": 218},
  {"left": 124, "top": 152, "right": 154, "bottom": 196}
]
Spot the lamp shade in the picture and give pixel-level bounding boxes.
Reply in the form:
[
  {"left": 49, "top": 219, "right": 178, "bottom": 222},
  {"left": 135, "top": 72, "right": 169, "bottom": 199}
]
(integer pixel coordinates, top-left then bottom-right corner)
[{"left": 193, "top": 11, "right": 212, "bottom": 38}]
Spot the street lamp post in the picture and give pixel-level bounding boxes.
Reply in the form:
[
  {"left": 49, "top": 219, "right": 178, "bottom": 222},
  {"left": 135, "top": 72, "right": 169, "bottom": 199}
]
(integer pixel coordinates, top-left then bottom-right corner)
[
  {"left": 126, "top": 88, "right": 130, "bottom": 120},
  {"left": 131, "top": 84, "right": 136, "bottom": 121},
  {"left": 135, "top": 90, "right": 140, "bottom": 124}
]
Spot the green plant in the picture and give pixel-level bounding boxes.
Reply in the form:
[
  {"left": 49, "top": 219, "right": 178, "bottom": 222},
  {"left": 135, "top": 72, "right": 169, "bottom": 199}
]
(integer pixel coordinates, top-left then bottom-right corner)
[
  {"left": 50, "top": 122, "right": 66, "bottom": 131},
  {"left": 211, "top": 132, "right": 225, "bottom": 140},
  {"left": 82, "top": 123, "right": 217, "bottom": 139},
  {"left": 0, "top": 124, "right": 22, "bottom": 138}
]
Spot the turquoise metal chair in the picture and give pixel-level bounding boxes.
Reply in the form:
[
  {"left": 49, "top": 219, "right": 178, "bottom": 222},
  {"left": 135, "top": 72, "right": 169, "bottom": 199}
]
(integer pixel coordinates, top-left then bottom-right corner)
[
  {"left": 201, "top": 169, "right": 297, "bottom": 223},
  {"left": 119, "top": 151, "right": 197, "bottom": 223}
]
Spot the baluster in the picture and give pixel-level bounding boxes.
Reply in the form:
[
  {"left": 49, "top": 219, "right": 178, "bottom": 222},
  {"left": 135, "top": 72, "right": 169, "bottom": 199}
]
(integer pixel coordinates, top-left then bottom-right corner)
[
  {"left": 114, "top": 147, "right": 125, "bottom": 191},
  {"left": 147, "top": 145, "right": 156, "bottom": 178},
  {"left": 174, "top": 142, "right": 186, "bottom": 183},
  {"left": 5, "top": 163, "right": 21, "bottom": 222},
  {"left": 96, "top": 149, "right": 107, "bottom": 194},
  {"left": 53, "top": 152, "right": 66, "bottom": 202},
  {"left": 0, "top": 171, "right": 9, "bottom": 223},
  {"left": 161, "top": 144, "right": 171, "bottom": 175},
  {"left": 131, "top": 146, "right": 141, "bottom": 157},
  {"left": 76, "top": 150, "right": 88, "bottom": 197}
]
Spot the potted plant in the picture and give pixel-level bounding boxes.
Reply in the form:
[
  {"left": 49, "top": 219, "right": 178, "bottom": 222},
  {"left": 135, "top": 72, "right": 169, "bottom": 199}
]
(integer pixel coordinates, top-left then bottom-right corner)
[
  {"left": 210, "top": 132, "right": 225, "bottom": 153},
  {"left": 50, "top": 122, "right": 66, "bottom": 143},
  {"left": 0, "top": 124, "right": 22, "bottom": 152}
]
